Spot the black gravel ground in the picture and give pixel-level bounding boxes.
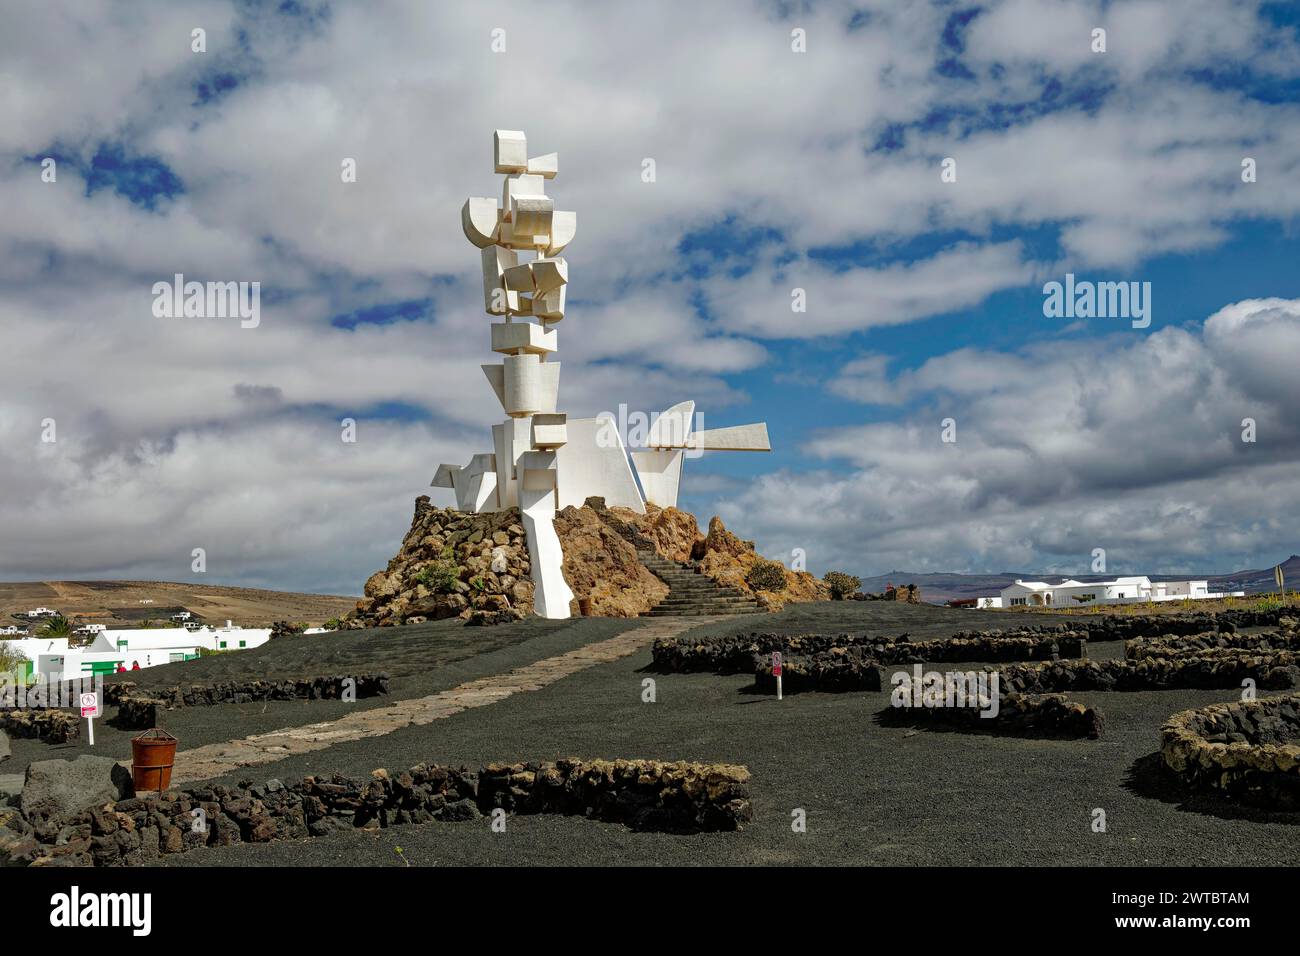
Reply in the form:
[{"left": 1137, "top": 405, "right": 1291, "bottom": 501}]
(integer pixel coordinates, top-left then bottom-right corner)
[
  {"left": 677, "top": 600, "right": 1079, "bottom": 642},
  {"left": 4, "top": 616, "right": 637, "bottom": 778},
  {"left": 87, "top": 602, "right": 1300, "bottom": 867}
]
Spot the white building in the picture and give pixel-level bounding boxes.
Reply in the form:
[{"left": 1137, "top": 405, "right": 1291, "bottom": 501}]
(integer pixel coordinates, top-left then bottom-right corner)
[
  {"left": 979, "top": 576, "right": 1244, "bottom": 609},
  {"left": 6, "top": 621, "right": 271, "bottom": 681},
  {"left": 24, "top": 607, "right": 58, "bottom": 618}
]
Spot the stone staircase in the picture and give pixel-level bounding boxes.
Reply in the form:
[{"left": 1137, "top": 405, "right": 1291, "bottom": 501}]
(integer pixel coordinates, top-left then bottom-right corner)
[{"left": 638, "top": 550, "right": 763, "bottom": 616}]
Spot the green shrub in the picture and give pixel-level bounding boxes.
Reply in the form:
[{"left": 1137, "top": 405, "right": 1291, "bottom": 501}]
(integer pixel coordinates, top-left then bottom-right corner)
[
  {"left": 417, "top": 547, "right": 461, "bottom": 594},
  {"left": 746, "top": 559, "right": 787, "bottom": 592},
  {"left": 823, "top": 571, "right": 861, "bottom": 600}
]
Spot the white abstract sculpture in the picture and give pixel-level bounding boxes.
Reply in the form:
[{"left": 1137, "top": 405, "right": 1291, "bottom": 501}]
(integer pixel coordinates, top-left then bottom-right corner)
[{"left": 435, "top": 130, "right": 772, "bottom": 619}]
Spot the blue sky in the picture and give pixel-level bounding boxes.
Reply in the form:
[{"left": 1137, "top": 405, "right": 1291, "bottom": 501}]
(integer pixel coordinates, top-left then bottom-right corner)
[{"left": 2, "top": 0, "right": 1299, "bottom": 593}]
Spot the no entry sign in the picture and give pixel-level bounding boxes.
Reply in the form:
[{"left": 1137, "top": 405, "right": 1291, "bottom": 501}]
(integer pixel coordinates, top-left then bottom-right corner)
[
  {"left": 80, "top": 692, "right": 100, "bottom": 718},
  {"left": 771, "top": 652, "right": 782, "bottom": 676}
]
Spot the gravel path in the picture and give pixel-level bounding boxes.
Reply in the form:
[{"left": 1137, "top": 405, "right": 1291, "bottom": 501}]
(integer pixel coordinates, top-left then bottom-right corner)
[{"left": 167, "top": 616, "right": 717, "bottom": 782}]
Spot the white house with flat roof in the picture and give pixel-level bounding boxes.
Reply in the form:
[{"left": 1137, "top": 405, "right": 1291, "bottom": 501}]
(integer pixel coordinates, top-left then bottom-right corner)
[
  {"left": 8, "top": 621, "right": 272, "bottom": 681},
  {"left": 978, "top": 576, "right": 1244, "bottom": 609}
]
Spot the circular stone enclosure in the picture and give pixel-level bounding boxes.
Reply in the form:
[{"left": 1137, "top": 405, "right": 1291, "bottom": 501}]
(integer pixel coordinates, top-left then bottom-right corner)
[{"left": 1161, "top": 695, "right": 1300, "bottom": 810}]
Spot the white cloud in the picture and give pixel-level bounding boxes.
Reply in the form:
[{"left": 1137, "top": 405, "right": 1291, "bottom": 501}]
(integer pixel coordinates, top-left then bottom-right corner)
[
  {"left": 719, "top": 299, "right": 1300, "bottom": 578},
  {"left": 1, "top": 1, "right": 1297, "bottom": 591}
]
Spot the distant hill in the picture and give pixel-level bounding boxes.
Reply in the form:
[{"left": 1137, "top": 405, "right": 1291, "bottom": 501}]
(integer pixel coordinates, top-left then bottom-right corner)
[
  {"left": 859, "top": 555, "right": 1299, "bottom": 605},
  {"left": 0, "top": 580, "right": 357, "bottom": 628}
]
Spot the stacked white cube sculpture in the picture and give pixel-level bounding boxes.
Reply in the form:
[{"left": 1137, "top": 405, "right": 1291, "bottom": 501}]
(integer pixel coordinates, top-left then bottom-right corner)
[{"left": 434, "top": 130, "right": 772, "bottom": 620}]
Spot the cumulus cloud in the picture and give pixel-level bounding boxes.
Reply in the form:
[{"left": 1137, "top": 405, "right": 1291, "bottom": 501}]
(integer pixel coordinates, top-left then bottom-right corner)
[
  {"left": 0, "top": 1, "right": 1297, "bottom": 592},
  {"left": 720, "top": 299, "right": 1300, "bottom": 578}
]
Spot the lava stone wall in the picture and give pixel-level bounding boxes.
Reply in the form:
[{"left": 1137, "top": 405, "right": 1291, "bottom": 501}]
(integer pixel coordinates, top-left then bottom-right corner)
[
  {"left": 1127, "top": 630, "right": 1300, "bottom": 660},
  {"left": 108, "top": 675, "right": 390, "bottom": 729},
  {"left": 884, "top": 692, "right": 1105, "bottom": 740},
  {"left": 1000, "top": 654, "right": 1300, "bottom": 694},
  {"left": 1161, "top": 695, "right": 1300, "bottom": 810},
  {"left": 1, "top": 758, "right": 753, "bottom": 867},
  {"left": 0, "top": 710, "right": 80, "bottom": 744}
]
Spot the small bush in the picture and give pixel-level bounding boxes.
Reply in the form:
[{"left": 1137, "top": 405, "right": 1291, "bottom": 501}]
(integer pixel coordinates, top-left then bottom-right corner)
[
  {"left": 824, "top": 571, "right": 861, "bottom": 600},
  {"left": 417, "top": 547, "right": 461, "bottom": 594},
  {"left": 746, "top": 560, "right": 787, "bottom": 592}
]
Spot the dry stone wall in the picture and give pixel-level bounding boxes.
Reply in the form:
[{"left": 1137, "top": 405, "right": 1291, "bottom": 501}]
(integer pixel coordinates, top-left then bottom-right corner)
[
  {"left": 885, "top": 692, "right": 1105, "bottom": 740},
  {"left": 1161, "top": 695, "right": 1300, "bottom": 810},
  {"left": 107, "top": 675, "right": 390, "bottom": 729},
  {"left": 0, "top": 711, "right": 80, "bottom": 744},
  {"left": 1000, "top": 654, "right": 1300, "bottom": 694},
  {"left": 1, "top": 757, "right": 753, "bottom": 866}
]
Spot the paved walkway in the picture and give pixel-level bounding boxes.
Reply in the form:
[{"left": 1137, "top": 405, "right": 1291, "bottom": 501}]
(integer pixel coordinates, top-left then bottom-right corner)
[{"left": 168, "top": 617, "right": 715, "bottom": 784}]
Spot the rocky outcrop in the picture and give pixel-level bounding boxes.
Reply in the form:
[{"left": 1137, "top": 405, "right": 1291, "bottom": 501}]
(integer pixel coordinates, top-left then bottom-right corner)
[
  {"left": 352, "top": 495, "right": 824, "bottom": 626},
  {"left": 1161, "top": 695, "right": 1300, "bottom": 809},
  {"left": 693, "top": 516, "right": 828, "bottom": 610},
  {"left": 350, "top": 499, "right": 535, "bottom": 626},
  {"left": 552, "top": 504, "right": 667, "bottom": 616},
  {"left": 2, "top": 758, "right": 753, "bottom": 866},
  {"left": 20, "top": 756, "right": 134, "bottom": 825}
]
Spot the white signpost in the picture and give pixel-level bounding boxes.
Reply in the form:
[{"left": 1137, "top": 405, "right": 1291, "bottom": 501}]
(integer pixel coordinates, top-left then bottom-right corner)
[
  {"left": 80, "top": 692, "right": 100, "bottom": 746},
  {"left": 772, "top": 652, "right": 783, "bottom": 701}
]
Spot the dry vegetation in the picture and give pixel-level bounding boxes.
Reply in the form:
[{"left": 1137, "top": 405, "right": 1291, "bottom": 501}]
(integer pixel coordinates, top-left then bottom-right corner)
[{"left": 0, "top": 580, "right": 357, "bottom": 628}]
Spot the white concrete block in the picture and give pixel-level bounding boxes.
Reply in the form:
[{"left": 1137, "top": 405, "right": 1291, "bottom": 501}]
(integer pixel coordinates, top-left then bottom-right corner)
[
  {"left": 527, "top": 152, "right": 558, "bottom": 179},
  {"left": 646, "top": 401, "right": 695, "bottom": 448},
  {"left": 492, "top": 417, "right": 532, "bottom": 509},
  {"left": 553, "top": 416, "right": 646, "bottom": 513},
  {"left": 631, "top": 449, "right": 685, "bottom": 509},
  {"left": 494, "top": 130, "right": 528, "bottom": 173},
  {"left": 502, "top": 261, "right": 537, "bottom": 293},
  {"left": 481, "top": 245, "right": 519, "bottom": 315},
  {"left": 533, "top": 284, "right": 566, "bottom": 321},
  {"left": 502, "top": 174, "right": 546, "bottom": 220},
  {"left": 688, "top": 422, "right": 771, "bottom": 452},
  {"left": 530, "top": 257, "right": 568, "bottom": 294},
  {"left": 490, "top": 321, "right": 557, "bottom": 354},
  {"left": 451, "top": 463, "right": 499, "bottom": 512},
  {"left": 482, "top": 363, "right": 506, "bottom": 409},
  {"left": 461, "top": 197, "right": 499, "bottom": 248},
  {"left": 431, "top": 464, "right": 459, "bottom": 489},
  {"left": 546, "top": 210, "right": 577, "bottom": 256},
  {"left": 500, "top": 354, "right": 561, "bottom": 416},
  {"left": 531, "top": 413, "right": 568, "bottom": 449},
  {"left": 511, "top": 194, "right": 554, "bottom": 236},
  {"left": 497, "top": 220, "right": 547, "bottom": 250},
  {"left": 516, "top": 450, "right": 573, "bottom": 619}
]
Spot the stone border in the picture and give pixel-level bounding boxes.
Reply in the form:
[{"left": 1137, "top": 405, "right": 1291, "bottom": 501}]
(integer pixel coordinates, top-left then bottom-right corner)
[
  {"left": 882, "top": 693, "right": 1105, "bottom": 740},
  {"left": 653, "top": 630, "right": 1082, "bottom": 675},
  {"left": 999, "top": 654, "right": 1300, "bottom": 695},
  {"left": 1127, "top": 630, "right": 1300, "bottom": 661},
  {"left": 1161, "top": 695, "right": 1300, "bottom": 810},
  {"left": 2, "top": 758, "right": 753, "bottom": 866},
  {"left": 107, "top": 675, "right": 390, "bottom": 729},
  {"left": 0, "top": 711, "right": 80, "bottom": 745}
]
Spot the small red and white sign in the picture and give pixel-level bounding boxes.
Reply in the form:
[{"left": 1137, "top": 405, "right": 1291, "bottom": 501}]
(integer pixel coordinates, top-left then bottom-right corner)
[
  {"left": 80, "top": 692, "right": 100, "bottom": 719},
  {"left": 771, "top": 652, "right": 782, "bottom": 677}
]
